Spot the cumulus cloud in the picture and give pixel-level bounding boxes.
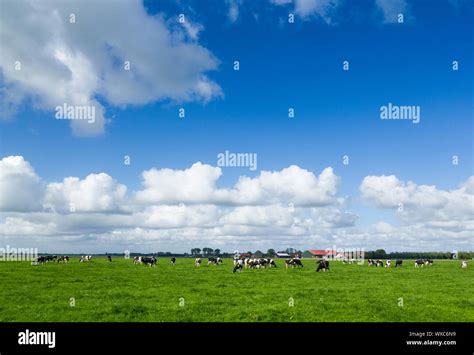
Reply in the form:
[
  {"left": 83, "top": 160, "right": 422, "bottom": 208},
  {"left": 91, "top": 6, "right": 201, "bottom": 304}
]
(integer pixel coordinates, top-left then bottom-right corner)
[
  {"left": 0, "top": 0, "right": 221, "bottom": 136},
  {"left": 135, "top": 163, "right": 222, "bottom": 205},
  {"left": 0, "top": 156, "right": 43, "bottom": 212},
  {"left": 44, "top": 173, "right": 128, "bottom": 214},
  {"left": 135, "top": 164, "right": 340, "bottom": 206},
  {"left": 1, "top": 156, "right": 472, "bottom": 253},
  {"left": 360, "top": 175, "right": 474, "bottom": 222}
]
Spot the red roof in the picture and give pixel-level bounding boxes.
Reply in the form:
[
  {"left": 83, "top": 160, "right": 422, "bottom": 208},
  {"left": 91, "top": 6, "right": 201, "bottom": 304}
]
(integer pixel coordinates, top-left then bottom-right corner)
[{"left": 308, "top": 250, "right": 338, "bottom": 256}]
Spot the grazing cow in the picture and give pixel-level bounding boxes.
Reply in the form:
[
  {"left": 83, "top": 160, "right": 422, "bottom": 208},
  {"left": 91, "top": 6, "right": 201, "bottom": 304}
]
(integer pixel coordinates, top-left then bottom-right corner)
[
  {"left": 133, "top": 256, "right": 142, "bottom": 264},
  {"left": 415, "top": 259, "right": 424, "bottom": 268},
  {"left": 385, "top": 260, "right": 391, "bottom": 268},
  {"left": 461, "top": 261, "right": 468, "bottom": 269},
  {"left": 376, "top": 259, "right": 384, "bottom": 267},
  {"left": 244, "top": 258, "right": 251, "bottom": 269},
  {"left": 248, "top": 258, "right": 261, "bottom": 269},
  {"left": 266, "top": 258, "right": 277, "bottom": 268},
  {"left": 367, "top": 259, "right": 374, "bottom": 267},
  {"left": 285, "top": 258, "right": 303, "bottom": 269},
  {"left": 79, "top": 255, "right": 92, "bottom": 262},
  {"left": 141, "top": 256, "right": 157, "bottom": 267},
  {"left": 233, "top": 254, "right": 241, "bottom": 266},
  {"left": 43, "top": 255, "right": 57, "bottom": 263},
  {"left": 195, "top": 258, "right": 202, "bottom": 267},
  {"left": 170, "top": 257, "right": 176, "bottom": 266},
  {"left": 31, "top": 256, "right": 47, "bottom": 265},
  {"left": 107, "top": 255, "right": 112, "bottom": 262},
  {"left": 57, "top": 256, "right": 69, "bottom": 263},
  {"left": 395, "top": 260, "right": 403, "bottom": 267},
  {"left": 208, "top": 257, "right": 223, "bottom": 265},
  {"left": 316, "top": 260, "right": 330, "bottom": 272},
  {"left": 247, "top": 258, "right": 273, "bottom": 269},
  {"left": 425, "top": 259, "right": 433, "bottom": 266},
  {"left": 233, "top": 259, "right": 244, "bottom": 273}
]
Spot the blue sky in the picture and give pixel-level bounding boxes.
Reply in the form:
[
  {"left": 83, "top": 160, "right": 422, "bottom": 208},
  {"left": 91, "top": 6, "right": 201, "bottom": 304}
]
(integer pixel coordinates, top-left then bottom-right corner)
[{"left": 0, "top": 0, "right": 472, "bottom": 253}]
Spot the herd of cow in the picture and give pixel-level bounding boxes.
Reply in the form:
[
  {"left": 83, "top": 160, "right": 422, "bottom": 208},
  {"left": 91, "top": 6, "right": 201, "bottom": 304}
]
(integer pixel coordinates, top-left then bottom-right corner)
[
  {"left": 31, "top": 255, "right": 70, "bottom": 265},
  {"left": 30, "top": 255, "right": 468, "bottom": 271},
  {"left": 367, "top": 259, "right": 436, "bottom": 268}
]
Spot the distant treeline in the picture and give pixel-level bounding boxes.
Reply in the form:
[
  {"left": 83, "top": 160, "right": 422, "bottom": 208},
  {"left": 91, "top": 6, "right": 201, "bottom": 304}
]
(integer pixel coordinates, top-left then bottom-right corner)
[{"left": 365, "top": 249, "right": 472, "bottom": 260}]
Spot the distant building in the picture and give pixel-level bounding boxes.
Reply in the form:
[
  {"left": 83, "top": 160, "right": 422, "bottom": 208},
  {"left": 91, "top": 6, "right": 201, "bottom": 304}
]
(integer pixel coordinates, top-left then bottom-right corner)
[
  {"left": 276, "top": 252, "right": 291, "bottom": 258},
  {"left": 303, "top": 249, "right": 340, "bottom": 259}
]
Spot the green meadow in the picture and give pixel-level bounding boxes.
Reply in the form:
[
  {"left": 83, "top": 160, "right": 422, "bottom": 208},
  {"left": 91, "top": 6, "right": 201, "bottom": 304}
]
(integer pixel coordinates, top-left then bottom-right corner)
[{"left": 0, "top": 258, "right": 472, "bottom": 322}]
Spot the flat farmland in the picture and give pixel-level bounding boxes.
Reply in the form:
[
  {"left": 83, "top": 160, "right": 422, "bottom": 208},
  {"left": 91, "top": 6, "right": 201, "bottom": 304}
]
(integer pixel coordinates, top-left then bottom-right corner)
[{"left": 0, "top": 258, "right": 472, "bottom": 322}]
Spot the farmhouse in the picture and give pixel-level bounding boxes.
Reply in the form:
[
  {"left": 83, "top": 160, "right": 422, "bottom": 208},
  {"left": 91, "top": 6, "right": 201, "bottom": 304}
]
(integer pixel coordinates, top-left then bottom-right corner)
[{"left": 303, "top": 250, "right": 341, "bottom": 259}]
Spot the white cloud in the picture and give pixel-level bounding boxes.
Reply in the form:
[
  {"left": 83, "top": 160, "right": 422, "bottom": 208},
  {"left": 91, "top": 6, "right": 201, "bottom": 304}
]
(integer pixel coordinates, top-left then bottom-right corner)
[
  {"left": 180, "top": 17, "right": 204, "bottom": 40},
  {"left": 226, "top": 0, "right": 240, "bottom": 22},
  {"left": 360, "top": 175, "right": 474, "bottom": 222},
  {"left": 375, "top": 0, "right": 408, "bottom": 23},
  {"left": 135, "top": 163, "right": 222, "bottom": 205},
  {"left": 269, "top": 0, "right": 410, "bottom": 23},
  {"left": 44, "top": 173, "right": 128, "bottom": 213},
  {"left": 0, "top": 0, "right": 221, "bottom": 136},
  {"left": 0, "top": 156, "right": 43, "bottom": 212},
  {"left": 135, "top": 163, "right": 340, "bottom": 206},
  {"left": 1, "top": 156, "right": 472, "bottom": 253},
  {"left": 270, "top": 0, "right": 340, "bottom": 21}
]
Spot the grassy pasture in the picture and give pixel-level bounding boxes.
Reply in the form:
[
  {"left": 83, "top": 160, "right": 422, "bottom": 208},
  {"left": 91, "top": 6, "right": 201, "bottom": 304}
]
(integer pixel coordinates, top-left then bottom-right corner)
[{"left": 0, "top": 258, "right": 472, "bottom": 322}]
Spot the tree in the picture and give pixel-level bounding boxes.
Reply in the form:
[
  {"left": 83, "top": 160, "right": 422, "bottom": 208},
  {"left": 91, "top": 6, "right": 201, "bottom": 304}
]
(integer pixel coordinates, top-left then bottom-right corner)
[
  {"left": 214, "top": 249, "right": 221, "bottom": 256},
  {"left": 191, "top": 248, "right": 201, "bottom": 256},
  {"left": 202, "top": 247, "right": 214, "bottom": 256},
  {"left": 374, "top": 249, "right": 387, "bottom": 259},
  {"left": 266, "top": 249, "right": 276, "bottom": 257}
]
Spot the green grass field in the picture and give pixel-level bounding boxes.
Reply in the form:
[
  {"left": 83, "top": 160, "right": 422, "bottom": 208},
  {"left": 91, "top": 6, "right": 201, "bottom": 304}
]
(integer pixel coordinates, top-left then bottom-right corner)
[{"left": 0, "top": 258, "right": 472, "bottom": 322}]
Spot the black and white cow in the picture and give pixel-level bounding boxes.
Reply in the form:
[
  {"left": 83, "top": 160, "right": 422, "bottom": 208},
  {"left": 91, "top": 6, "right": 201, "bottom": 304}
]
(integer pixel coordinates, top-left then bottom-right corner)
[
  {"left": 31, "top": 256, "right": 47, "bottom": 265},
  {"left": 170, "top": 257, "right": 176, "bottom": 266},
  {"left": 195, "top": 258, "right": 202, "bottom": 267},
  {"left": 395, "top": 260, "right": 403, "bottom": 267},
  {"left": 285, "top": 258, "right": 303, "bottom": 268},
  {"left": 43, "top": 255, "right": 57, "bottom": 262},
  {"left": 233, "top": 259, "right": 244, "bottom": 273},
  {"left": 208, "top": 257, "right": 223, "bottom": 265},
  {"left": 424, "top": 259, "right": 433, "bottom": 266},
  {"left": 265, "top": 258, "right": 277, "bottom": 268},
  {"left": 57, "top": 256, "right": 69, "bottom": 263},
  {"left": 376, "top": 259, "right": 384, "bottom": 267},
  {"left": 316, "top": 260, "right": 330, "bottom": 272},
  {"left": 247, "top": 259, "right": 260, "bottom": 269},
  {"left": 133, "top": 256, "right": 142, "bottom": 264},
  {"left": 385, "top": 260, "right": 391, "bottom": 268},
  {"left": 79, "top": 255, "right": 92, "bottom": 262},
  {"left": 415, "top": 259, "right": 425, "bottom": 268},
  {"left": 141, "top": 256, "right": 157, "bottom": 267},
  {"left": 233, "top": 254, "right": 241, "bottom": 266}
]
